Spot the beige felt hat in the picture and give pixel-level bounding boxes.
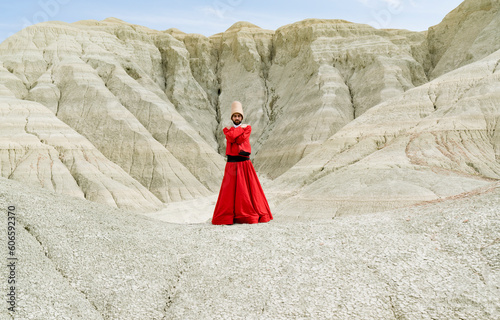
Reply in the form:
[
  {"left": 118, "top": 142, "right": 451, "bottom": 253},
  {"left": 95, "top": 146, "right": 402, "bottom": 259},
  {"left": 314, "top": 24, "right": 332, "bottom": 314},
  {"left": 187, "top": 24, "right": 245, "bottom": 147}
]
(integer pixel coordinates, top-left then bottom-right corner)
[{"left": 230, "top": 101, "right": 244, "bottom": 119}]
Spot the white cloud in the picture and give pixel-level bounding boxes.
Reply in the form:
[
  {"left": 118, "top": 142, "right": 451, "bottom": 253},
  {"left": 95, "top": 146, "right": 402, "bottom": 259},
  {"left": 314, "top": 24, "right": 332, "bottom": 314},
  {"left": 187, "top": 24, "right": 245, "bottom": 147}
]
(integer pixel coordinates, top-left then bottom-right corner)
[
  {"left": 356, "top": 0, "right": 371, "bottom": 6},
  {"left": 357, "top": 0, "right": 402, "bottom": 7},
  {"left": 382, "top": 0, "right": 402, "bottom": 6},
  {"left": 198, "top": 4, "right": 242, "bottom": 21},
  {"left": 199, "top": 6, "right": 226, "bottom": 19}
]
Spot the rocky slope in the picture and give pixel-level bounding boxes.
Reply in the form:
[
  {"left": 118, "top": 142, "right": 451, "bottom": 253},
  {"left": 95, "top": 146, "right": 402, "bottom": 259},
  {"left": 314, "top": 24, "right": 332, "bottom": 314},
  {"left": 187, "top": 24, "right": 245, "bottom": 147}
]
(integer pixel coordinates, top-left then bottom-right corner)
[
  {"left": 271, "top": 42, "right": 500, "bottom": 218},
  {"left": 1, "top": 176, "right": 498, "bottom": 319},
  {"left": 0, "top": 0, "right": 499, "bottom": 216},
  {"left": 427, "top": 0, "right": 500, "bottom": 78}
]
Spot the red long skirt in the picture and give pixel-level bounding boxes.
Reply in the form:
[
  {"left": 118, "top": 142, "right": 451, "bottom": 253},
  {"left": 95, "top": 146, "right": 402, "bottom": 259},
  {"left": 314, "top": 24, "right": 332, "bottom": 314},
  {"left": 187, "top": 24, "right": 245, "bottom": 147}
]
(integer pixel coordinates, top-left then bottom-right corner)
[{"left": 212, "top": 160, "right": 273, "bottom": 225}]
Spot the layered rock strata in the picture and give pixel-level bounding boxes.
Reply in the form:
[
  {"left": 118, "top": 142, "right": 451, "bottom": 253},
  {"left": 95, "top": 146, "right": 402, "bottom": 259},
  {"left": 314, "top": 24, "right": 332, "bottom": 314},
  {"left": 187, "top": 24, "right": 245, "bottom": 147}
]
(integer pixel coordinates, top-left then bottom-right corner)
[{"left": 0, "top": 0, "right": 498, "bottom": 215}]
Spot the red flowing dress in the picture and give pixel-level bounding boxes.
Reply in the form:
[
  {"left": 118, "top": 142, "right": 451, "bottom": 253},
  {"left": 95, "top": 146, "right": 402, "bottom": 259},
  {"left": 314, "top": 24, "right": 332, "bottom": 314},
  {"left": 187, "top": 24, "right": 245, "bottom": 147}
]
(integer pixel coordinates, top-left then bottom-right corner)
[{"left": 212, "top": 125, "right": 273, "bottom": 225}]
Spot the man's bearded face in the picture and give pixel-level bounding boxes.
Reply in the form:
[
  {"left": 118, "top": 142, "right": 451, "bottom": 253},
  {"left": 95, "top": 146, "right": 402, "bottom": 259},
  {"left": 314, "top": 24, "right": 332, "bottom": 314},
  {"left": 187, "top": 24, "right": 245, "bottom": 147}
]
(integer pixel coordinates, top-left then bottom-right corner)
[{"left": 232, "top": 113, "right": 243, "bottom": 125}]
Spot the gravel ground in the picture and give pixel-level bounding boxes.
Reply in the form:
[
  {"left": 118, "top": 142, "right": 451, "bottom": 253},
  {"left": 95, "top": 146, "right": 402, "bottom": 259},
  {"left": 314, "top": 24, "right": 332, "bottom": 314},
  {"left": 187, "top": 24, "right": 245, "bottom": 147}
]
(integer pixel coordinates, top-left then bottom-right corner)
[{"left": 0, "top": 177, "right": 499, "bottom": 319}]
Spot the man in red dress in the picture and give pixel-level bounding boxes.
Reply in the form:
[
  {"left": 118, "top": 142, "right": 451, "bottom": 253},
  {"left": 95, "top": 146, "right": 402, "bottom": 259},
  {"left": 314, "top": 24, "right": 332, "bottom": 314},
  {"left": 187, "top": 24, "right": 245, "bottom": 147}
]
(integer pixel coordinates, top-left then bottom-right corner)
[{"left": 212, "top": 101, "right": 273, "bottom": 225}]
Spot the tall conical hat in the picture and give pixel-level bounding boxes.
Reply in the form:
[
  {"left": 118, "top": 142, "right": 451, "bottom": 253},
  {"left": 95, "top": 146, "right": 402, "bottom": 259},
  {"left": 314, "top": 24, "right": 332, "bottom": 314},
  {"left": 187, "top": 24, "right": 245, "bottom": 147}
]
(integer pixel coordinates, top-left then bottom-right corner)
[{"left": 231, "top": 101, "right": 244, "bottom": 119}]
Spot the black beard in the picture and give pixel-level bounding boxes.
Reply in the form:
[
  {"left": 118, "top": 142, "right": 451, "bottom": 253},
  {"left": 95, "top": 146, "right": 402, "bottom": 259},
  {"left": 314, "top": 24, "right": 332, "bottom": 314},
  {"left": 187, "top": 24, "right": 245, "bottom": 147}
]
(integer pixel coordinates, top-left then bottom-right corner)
[{"left": 232, "top": 120, "right": 241, "bottom": 125}]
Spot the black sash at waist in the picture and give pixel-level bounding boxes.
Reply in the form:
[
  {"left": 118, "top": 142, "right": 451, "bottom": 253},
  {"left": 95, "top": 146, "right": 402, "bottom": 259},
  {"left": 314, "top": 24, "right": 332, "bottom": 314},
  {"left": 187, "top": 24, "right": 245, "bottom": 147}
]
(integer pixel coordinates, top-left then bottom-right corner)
[{"left": 227, "top": 155, "right": 250, "bottom": 162}]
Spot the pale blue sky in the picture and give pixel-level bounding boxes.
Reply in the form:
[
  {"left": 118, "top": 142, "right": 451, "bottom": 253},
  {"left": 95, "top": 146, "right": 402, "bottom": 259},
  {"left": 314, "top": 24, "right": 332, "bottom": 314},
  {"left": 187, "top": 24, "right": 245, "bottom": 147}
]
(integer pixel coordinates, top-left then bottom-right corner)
[{"left": 0, "top": 0, "right": 464, "bottom": 43}]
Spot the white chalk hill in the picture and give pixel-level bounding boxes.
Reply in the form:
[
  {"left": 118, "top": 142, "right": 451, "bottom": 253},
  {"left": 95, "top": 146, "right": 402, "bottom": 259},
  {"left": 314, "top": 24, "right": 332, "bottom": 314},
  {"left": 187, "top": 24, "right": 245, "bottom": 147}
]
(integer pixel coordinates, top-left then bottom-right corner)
[{"left": 0, "top": 0, "right": 499, "bottom": 219}]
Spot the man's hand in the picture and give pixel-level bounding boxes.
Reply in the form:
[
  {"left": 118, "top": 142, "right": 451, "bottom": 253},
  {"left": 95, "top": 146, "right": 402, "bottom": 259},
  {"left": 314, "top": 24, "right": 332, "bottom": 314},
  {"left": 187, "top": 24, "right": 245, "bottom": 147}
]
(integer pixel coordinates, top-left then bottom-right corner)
[{"left": 241, "top": 124, "right": 248, "bottom": 128}]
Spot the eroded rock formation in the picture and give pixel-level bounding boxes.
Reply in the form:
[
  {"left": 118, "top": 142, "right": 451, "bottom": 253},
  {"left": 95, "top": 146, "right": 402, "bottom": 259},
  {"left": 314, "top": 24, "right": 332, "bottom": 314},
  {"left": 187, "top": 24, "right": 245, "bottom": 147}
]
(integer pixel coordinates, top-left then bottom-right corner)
[{"left": 0, "top": 0, "right": 498, "bottom": 216}]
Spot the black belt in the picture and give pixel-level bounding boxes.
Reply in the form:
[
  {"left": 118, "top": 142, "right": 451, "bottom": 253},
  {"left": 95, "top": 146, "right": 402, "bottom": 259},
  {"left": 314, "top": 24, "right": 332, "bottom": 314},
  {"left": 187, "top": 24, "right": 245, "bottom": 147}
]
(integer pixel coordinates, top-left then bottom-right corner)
[{"left": 227, "top": 155, "right": 250, "bottom": 162}]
